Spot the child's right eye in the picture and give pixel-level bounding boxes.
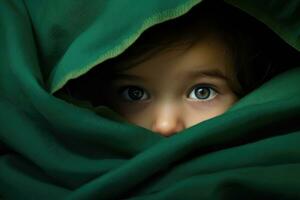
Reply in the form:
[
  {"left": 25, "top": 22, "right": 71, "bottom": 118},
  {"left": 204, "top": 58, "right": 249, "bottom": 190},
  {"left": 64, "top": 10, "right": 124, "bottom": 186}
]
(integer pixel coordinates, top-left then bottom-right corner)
[{"left": 118, "top": 86, "right": 149, "bottom": 102}]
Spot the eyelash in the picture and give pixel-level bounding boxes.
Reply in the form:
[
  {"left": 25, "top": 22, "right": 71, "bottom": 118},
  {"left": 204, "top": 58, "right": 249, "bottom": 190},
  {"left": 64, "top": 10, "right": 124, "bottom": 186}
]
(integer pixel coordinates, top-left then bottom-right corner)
[{"left": 116, "top": 84, "right": 219, "bottom": 102}]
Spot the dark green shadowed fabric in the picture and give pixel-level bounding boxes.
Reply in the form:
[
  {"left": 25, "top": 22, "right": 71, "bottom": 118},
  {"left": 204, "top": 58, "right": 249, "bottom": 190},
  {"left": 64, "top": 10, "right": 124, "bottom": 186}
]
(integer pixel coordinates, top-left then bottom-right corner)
[{"left": 1, "top": 0, "right": 300, "bottom": 200}]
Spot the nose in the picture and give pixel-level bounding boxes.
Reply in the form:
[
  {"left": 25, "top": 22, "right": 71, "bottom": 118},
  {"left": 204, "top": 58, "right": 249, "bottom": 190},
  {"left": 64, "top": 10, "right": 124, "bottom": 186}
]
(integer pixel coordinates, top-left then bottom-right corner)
[{"left": 151, "top": 105, "right": 185, "bottom": 137}]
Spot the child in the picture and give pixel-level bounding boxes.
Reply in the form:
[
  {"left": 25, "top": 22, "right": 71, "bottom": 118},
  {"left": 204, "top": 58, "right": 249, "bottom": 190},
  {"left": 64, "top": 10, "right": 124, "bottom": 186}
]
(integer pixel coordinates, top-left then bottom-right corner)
[{"left": 59, "top": 0, "right": 296, "bottom": 136}]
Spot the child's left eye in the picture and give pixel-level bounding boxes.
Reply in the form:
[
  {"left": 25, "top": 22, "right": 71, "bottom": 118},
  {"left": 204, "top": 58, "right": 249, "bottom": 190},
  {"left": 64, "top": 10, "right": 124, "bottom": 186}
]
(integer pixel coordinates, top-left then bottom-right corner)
[{"left": 188, "top": 85, "right": 218, "bottom": 101}]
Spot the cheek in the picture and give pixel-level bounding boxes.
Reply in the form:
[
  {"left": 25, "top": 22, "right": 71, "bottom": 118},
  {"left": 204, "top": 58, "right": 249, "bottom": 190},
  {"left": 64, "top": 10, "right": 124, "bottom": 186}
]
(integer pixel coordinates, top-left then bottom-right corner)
[
  {"left": 112, "top": 103, "right": 152, "bottom": 128},
  {"left": 116, "top": 103, "right": 147, "bottom": 115},
  {"left": 187, "top": 94, "right": 237, "bottom": 111},
  {"left": 184, "top": 94, "right": 238, "bottom": 127}
]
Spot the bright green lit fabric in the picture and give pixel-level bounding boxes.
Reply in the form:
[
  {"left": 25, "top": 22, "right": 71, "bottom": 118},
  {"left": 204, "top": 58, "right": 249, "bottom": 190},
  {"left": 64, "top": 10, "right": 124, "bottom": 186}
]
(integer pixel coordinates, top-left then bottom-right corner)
[{"left": 1, "top": 0, "right": 300, "bottom": 199}]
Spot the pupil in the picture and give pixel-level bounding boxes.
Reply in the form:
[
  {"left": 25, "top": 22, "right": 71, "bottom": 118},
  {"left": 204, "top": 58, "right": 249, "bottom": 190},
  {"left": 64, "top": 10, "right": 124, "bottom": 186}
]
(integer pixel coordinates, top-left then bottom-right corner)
[
  {"left": 128, "top": 87, "right": 143, "bottom": 100},
  {"left": 195, "top": 87, "right": 210, "bottom": 99}
]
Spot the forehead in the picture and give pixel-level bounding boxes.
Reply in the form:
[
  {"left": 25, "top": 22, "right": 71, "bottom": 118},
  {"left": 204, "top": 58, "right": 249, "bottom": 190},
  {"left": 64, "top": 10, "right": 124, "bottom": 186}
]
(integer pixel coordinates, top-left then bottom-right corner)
[{"left": 122, "top": 34, "right": 234, "bottom": 80}]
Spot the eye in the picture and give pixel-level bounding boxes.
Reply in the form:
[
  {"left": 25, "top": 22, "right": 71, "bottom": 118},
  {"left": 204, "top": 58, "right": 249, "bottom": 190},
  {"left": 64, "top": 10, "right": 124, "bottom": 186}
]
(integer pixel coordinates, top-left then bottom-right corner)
[
  {"left": 118, "top": 86, "right": 149, "bottom": 101},
  {"left": 188, "top": 85, "right": 218, "bottom": 101}
]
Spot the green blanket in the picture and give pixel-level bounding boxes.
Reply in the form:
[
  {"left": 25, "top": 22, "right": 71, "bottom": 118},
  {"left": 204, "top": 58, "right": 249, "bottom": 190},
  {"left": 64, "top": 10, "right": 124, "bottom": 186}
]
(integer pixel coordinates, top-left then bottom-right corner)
[{"left": 1, "top": 0, "right": 300, "bottom": 199}]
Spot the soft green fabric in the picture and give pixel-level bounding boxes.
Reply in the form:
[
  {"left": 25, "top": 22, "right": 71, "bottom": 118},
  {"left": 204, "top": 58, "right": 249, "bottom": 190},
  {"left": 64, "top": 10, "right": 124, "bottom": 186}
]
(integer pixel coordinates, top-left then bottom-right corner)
[{"left": 1, "top": 0, "right": 300, "bottom": 200}]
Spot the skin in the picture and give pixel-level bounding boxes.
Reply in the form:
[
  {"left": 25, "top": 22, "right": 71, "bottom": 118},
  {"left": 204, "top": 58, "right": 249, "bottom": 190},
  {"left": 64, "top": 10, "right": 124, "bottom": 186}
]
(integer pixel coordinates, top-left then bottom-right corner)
[{"left": 106, "top": 35, "right": 239, "bottom": 137}]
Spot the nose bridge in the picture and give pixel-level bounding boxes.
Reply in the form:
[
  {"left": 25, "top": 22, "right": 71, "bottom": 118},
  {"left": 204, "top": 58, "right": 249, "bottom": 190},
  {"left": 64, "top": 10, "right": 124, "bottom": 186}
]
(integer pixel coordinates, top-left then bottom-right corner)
[{"left": 151, "top": 100, "right": 185, "bottom": 136}]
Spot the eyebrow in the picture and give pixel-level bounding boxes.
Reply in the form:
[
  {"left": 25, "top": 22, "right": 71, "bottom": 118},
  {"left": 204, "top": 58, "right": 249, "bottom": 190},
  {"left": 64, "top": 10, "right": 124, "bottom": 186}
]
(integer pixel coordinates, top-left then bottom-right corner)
[
  {"left": 111, "top": 73, "right": 143, "bottom": 81},
  {"left": 111, "top": 68, "right": 229, "bottom": 82},
  {"left": 187, "top": 68, "right": 229, "bottom": 81}
]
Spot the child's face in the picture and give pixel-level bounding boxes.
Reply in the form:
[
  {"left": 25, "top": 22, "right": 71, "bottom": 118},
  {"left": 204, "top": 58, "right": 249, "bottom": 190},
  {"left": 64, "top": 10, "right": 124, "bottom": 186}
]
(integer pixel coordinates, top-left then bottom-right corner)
[{"left": 106, "top": 35, "right": 239, "bottom": 136}]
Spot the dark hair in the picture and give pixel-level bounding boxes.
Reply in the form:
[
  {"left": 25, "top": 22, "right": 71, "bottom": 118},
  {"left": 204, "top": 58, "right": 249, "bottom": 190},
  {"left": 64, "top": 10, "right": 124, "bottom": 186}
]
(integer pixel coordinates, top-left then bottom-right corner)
[{"left": 57, "top": 0, "right": 300, "bottom": 107}]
